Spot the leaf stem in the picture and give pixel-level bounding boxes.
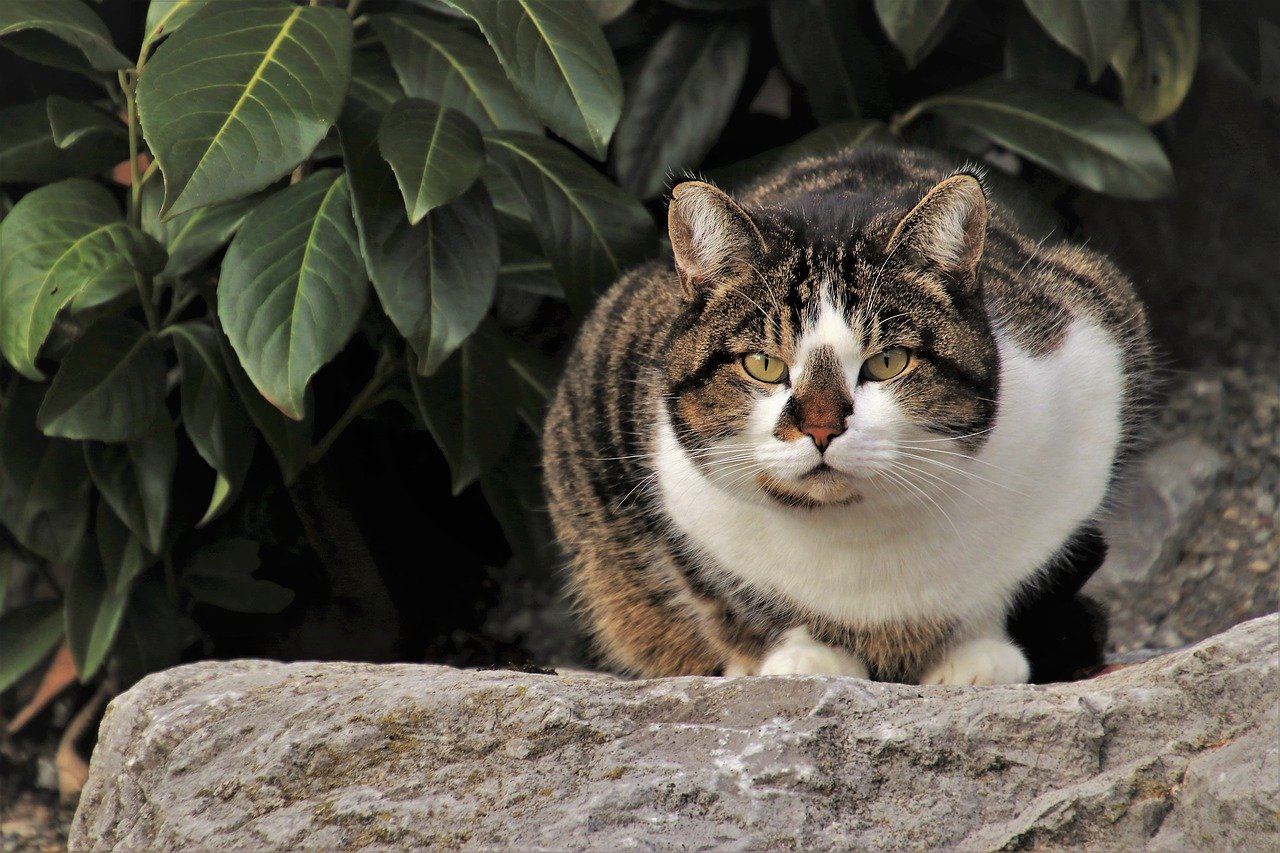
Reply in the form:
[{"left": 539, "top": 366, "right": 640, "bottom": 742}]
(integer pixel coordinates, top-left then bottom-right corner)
[
  {"left": 890, "top": 102, "right": 927, "bottom": 135},
  {"left": 309, "top": 350, "right": 398, "bottom": 464},
  {"left": 117, "top": 68, "right": 162, "bottom": 332}
]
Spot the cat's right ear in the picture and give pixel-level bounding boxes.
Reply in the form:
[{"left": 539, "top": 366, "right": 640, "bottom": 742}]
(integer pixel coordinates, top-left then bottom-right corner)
[{"left": 668, "top": 181, "right": 766, "bottom": 297}]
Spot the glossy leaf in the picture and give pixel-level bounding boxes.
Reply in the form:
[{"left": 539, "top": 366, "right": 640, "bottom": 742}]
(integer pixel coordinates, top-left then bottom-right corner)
[
  {"left": 614, "top": 20, "right": 750, "bottom": 199},
  {"left": 341, "top": 102, "right": 499, "bottom": 376},
  {"left": 180, "top": 538, "right": 293, "bottom": 613},
  {"left": 37, "top": 317, "right": 166, "bottom": 442},
  {"left": 0, "top": 102, "right": 126, "bottom": 184},
  {"left": 486, "top": 130, "right": 656, "bottom": 314},
  {"left": 171, "top": 322, "right": 255, "bottom": 526},
  {"left": 410, "top": 322, "right": 518, "bottom": 494},
  {"left": 45, "top": 95, "right": 125, "bottom": 149},
  {"left": 140, "top": 180, "right": 258, "bottom": 281},
  {"left": 874, "top": 0, "right": 955, "bottom": 68},
  {"left": 137, "top": 0, "right": 353, "bottom": 218},
  {"left": 1004, "top": 6, "right": 1080, "bottom": 88},
  {"left": 379, "top": 98, "right": 486, "bottom": 225},
  {"left": 909, "top": 78, "right": 1174, "bottom": 199},
  {"left": 94, "top": 503, "right": 154, "bottom": 598},
  {"left": 0, "top": 384, "right": 90, "bottom": 564},
  {"left": 772, "top": 0, "right": 885, "bottom": 122},
  {"left": 0, "top": 179, "right": 165, "bottom": 379},
  {"left": 115, "top": 577, "right": 199, "bottom": 688},
  {"left": 219, "top": 331, "right": 313, "bottom": 485},
  {"left": 708, "top": 119, "right": 890, "bottom": 189},
  {"left": 0, "top": 0, "right": 130, "bottom": 75},
  {"left": 220, "top": 170, "right": 366, "bottom": 420},
  {"left": 84, "top": 413, "right": 176, "bottom": 555},
  {"left": 0, "top": 601, "right": 65, "bottom": 695},
  {"left": 348, "top": 48, "right": 404, "bottom": 112},
  {"left": 496, "top": 213, "right": 560, "bottom": 298},
  {"left": 590, "top": 0, "right": 634, "bottom": 22},
  {"left": 65, "top": 545, "right": 129, "bottom": 680},
  {"left": 143, "top": 0, "right": 213, "bottom": 47},
  {"left": 1110, "top": 0, "right": 1200, "bottom": 125},
  {"left": 1023, "top": 0, "right": 1128, "bottom": 82},
  {"left": 371, "top": 14, "right": 538, "bottom": 133},
  {"left": 440, "top": 0, "right": 623, "bottom": 159}
]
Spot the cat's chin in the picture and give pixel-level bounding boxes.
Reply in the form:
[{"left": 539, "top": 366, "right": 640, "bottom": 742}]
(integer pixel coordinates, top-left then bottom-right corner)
[{"left": 756, "top": 469, "right": 864, "bottom": 508}]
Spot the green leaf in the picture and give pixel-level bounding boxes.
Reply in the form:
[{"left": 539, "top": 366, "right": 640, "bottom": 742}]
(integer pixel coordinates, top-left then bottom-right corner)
[
  {"left": 440, "top": 0, "right": 623, "bottom": 159},
  {"left": 908, "top": 77, "right": 1174, "bottom": 200},
  {"left": 137, "top": 0, "right": 353, "bottom": 218},
  {"left": 772, "top": 0, "right": 885, "bottom": 122},
  {"left": 410, "top": 321, "right": 518, "bottom": 494},
  {"left": 0, "top": 601, "right": 64, "bottom": 695},
  {"left": 219, "top": 170, "right": 367, "bottom": 420},
  {"left": 481, "top": 431, "right": 552, "bottom": 574},
  {"left": 1110, "top": 0, "right": 1199, "bottom": 125},
  {"left": 496, "top": 213, "right": 560, "bottom": 298},
  {"left": 180, "top": 538, "right": 293, "bottom": 613},
  {"left": 65, "top": 544, "right": 129, "bottom": 680},
  {"left": 614, "top": 19, "right": 750, "bottom": 199},
  {"left": 485, "top": 130, "right": 656, "bottom": 314},
  {"left": 0, "top": 101, "right": 126, "bottom": 184},
  {"left": 873, "top": 0, "right": 955, "bottom": 68},
  {"left": 505, "top": 339, "right": 560, "bottom": 435},
  {"left": 378, "top": 98, "right": 486, "bottom": 225},
  {"left": 84, "top": 413, "right": 175, "bottom": 555},
  {"left": 218, "top": 331, "right": 312, "bottom": 485},
  {"left": 37, "top": 317, "right": 166, "bottom": 442},
  {"left": 0, "top": 0, "right": 130, "bottom": 75},
  {"left": 370, "top": 14, "right": 538, "bottom": 133},
  {"left": 1004, "top": 5, "right": 1080, "bottom": 88},
  {"left": 1023, "top": 0, "right": 1128, "bottom": 82},
  {"left": 589, "top": 0, "right": 634, "bottom": 22},
  {"left": 0, "top": 384, "right": 91, "bottom": 563},
  {"left": 0, "top": 179, "right": 165, "bottom": 380},
  {"left": 143, "top": 0, "right": 213, "bottom": 47},
  {"left": 170, "top": 322, "right": 255, "bottom": 526},
  {"left": 708, "top": 119, "right": 891, "bottom": 189},
  {"left": 349, "top": 47, "right": 404, "bottom": 112},
  {"left": 140, "top": 180, "right": 258, "bottom": 281},
  {"left": 341, "top": 103, "right": 499, "bottom": 376},
  {"left": 95, "top": 499, "right": 156, "bottom": 596},
  {"left": 115, "top": 576, "right": 199, "bottom": 688},
  {"left": 45, "top": 95, "right": 125, "bottom": 149}
]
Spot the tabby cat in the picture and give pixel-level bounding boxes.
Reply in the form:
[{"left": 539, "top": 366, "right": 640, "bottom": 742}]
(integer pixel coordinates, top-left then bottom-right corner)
[{"left": 543, "top": 146, "right": 1150, "bottom": 684}]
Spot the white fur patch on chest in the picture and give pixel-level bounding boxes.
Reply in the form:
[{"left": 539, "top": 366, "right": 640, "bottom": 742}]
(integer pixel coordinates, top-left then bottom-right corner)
[{"left": 654, "top": 318, "right": 1125, "bottom": 631}]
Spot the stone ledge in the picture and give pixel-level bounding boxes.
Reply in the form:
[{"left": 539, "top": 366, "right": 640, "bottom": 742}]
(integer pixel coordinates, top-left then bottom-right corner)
[{"left": 70, "top": 614, "right": 1278, "bottom": 851}]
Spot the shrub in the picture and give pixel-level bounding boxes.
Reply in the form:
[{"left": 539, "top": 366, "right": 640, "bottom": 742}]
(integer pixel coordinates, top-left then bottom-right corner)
[{"left": 0, "top": 0, "right": 1201, "bottom": 704}]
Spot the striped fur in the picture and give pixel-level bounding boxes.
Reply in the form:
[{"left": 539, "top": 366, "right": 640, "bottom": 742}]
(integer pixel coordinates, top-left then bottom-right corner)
[{"left": 543, "top": 145, "right": 1152, "bottom": 681}]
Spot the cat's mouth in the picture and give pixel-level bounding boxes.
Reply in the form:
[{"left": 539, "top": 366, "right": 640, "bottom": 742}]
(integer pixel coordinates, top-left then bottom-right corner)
[{"left": 758, "top": 465, "right": 863, "bottom": 507}]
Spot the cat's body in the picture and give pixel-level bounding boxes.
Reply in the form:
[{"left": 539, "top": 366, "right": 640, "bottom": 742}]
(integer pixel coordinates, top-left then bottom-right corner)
[{"left": 544, "top": 146, "right": 1150, "bottom": 684}]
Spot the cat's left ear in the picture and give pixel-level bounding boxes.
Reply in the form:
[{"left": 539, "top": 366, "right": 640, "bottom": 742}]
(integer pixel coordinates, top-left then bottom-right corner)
[{"left": 886, "top": 173, "right": 988, "bottom": 292}]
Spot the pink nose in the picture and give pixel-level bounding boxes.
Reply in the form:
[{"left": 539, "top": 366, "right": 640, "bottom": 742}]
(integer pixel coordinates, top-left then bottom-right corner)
[{"left": 801, "top": 423, "right": 844, "bottom": 452}]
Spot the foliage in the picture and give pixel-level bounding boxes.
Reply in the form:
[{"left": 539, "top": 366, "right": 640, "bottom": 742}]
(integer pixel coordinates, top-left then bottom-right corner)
[{"left": 0, "top": 0, "right": 1206, "bottom": 699}]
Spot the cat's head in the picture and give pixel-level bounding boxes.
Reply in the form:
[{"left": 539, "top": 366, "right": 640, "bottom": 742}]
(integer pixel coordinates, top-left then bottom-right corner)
[{"left": 661, "top": 174, "right": 999, "bottom": 508}]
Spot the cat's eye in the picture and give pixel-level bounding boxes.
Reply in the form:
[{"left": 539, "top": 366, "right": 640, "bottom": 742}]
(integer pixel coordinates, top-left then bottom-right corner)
[
  {"left": 742, "top": 352, "right": 788, "bottom": 384},
  {"left": 861, "top": 347, "right": 912, "bottom": 381}
]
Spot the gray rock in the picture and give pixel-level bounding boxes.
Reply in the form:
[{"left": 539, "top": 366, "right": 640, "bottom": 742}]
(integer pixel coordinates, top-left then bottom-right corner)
[
  {"left": 71, "top": 615, "right": 1278, "bottom": 852},
  {"left": 1090, "top": 437, "right": 1229, "bottom": 649}
]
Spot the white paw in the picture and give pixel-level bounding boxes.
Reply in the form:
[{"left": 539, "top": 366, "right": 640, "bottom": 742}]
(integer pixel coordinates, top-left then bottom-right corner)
[
  {"left": 757, "top": 627, "right": 869, "bottom": 678},
  {"left": 920, "top": 637, "right": 1030, "bottom": 686}
]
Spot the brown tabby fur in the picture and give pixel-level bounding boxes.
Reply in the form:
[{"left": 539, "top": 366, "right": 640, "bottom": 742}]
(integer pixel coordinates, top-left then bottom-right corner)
[{"left": 542, "top": 145, "right": 1151, "bottom": 679}]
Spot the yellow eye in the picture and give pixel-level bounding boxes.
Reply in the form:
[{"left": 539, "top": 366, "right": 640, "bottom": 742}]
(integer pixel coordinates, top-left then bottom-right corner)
[
  {"left": 861, "top": 347, "right": 912, "bottom": 381},
  {"left": 742, "top": 352, "right": 788, "bottom": 384}
]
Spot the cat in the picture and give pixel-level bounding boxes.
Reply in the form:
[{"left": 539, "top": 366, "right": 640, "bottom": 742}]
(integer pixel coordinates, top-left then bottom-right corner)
[{"left": 542, "top": 145, "right": 1151, "bottom": 684}]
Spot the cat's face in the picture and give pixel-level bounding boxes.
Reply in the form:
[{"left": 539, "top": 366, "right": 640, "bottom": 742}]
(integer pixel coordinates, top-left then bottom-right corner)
[{"left": 662, "top": 176, "right": 999, "bottom": 508}]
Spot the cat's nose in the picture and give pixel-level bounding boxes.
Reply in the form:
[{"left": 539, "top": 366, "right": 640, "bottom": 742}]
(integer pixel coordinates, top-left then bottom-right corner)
[{"left": 801, "top": 423, "right": 845, "bottom": 452}]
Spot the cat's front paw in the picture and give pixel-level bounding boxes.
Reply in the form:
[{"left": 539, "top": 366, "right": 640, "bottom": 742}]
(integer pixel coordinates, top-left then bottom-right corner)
[
  {"left": 920, "top": 637, "right": 1030, "bottom": 686},
  {"left": 757, "top": 627, "right": 870, "bottom": 677}
]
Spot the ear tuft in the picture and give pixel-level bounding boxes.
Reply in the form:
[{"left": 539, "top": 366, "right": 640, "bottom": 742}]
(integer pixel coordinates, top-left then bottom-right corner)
[
  {"left": 668, "top": 181, "right": 765, "bottom": 297},
  {"left": 886, "top": 173, "right": 988, "bottom": 289}
]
